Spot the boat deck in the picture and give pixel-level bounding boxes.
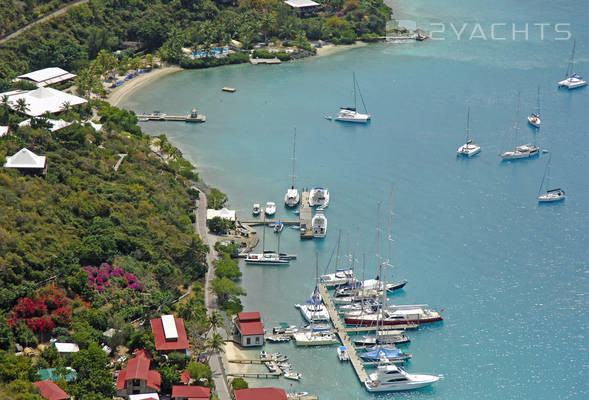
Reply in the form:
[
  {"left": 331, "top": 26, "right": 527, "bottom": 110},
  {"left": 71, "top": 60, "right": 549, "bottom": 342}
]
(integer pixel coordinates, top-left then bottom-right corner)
[{"left": 317, "top": 283, "right": 369, "bottom": 383}]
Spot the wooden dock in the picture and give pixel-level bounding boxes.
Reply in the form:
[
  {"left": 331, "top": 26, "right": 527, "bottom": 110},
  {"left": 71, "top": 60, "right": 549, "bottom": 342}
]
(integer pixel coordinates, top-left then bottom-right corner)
[
  {"left": 299, "top": 191, "right": 313, "bottom": 239},
  {"left": 317, "top": 283, "right": 369, "bottom": 383},
  {"left": 250, "top": 57, "right": 281, "bottom": 64},
  {"left": 238, "top": 219, "right": 299, "bottom": 227},
  {"left": 138, "top": 110, "right": 206, "bottom": 123}
]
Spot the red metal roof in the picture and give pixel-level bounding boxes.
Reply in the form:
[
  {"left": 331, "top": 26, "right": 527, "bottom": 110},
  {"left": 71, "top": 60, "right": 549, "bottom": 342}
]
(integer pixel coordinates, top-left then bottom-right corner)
[
  {"left": 237, "top": 312, "right": 261, "bottom": 321},
  {"left": 234, "top": 388, "right": 287, "bottom": 400},
  {"left": 33, "top": 380, "right": 70, "bottom": 400},
  {"left": 238, "top": 320, "right": 264, "bottom": 335},
  {"left": 150, "top": 317, "right": 190, "bottom": 351},
  {"left": 171, "top": 385, "right": 210, "bottom": 399},
  {"left": 116, "top": 349, "right": 161, "bottom": 391}
]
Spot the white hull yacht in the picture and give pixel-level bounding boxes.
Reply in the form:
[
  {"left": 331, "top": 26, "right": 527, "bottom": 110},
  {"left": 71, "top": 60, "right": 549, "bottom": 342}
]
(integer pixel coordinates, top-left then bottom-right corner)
[
  {"left": 500, "top": 93, "right": 539, "bottom": 160},
  {"left": 537, "top": 153, "right": 565, "bottom": 203},
  {"left": 264, "top": 201, "right": 276, "bottom": 216},
  {"left": 295, "top": 302, "right": 330, "bottom": 322},
  {"left": 364, "top": 364, "right": 440, "bottom": 392},
  {"left": 312, "top": 213, "right": 327, "bottom": 238},
  {"left": 457, "top": 107, "right": 481, "bottom": 157},
  {"left": 293, "top": 330, "right": 338, "bottom": 346},
  {"left": 557, "top": 40, "right": 587, "bottom": 89},
  {"left": 245, "top": 253, "right": 289, "bottom": 265},
  {"left": 284, "top": 129, "right": 300, "bottom": 207},
  {"left": 320, "top": 268, "right": 356, "bottom": 285},
  {"left": 335, "top": 72, "right": 371, "bottom": 123},
  {"left": 252, "top": 203, "right": 261, "bottom": 216},
  {"left": 308, "top": 187, "right": 330, "bottom": 207}
]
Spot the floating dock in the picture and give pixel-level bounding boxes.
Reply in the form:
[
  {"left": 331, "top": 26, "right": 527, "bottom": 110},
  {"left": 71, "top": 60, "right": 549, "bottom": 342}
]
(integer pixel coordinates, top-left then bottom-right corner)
[
  {"left": 138, "top": 109, "right": 206, "bottom": 123},
  {"left": 222, "top": 87, "right": 236, "bottom": 92},
  {"left": 299, "top": 191, "right": 313, "bottom": 239},
  {"left": 250, "top": 58, "right": 281, "bottom": 65},
  {"left": 317, "top": 283, "right": 369, "bottom": 383}
]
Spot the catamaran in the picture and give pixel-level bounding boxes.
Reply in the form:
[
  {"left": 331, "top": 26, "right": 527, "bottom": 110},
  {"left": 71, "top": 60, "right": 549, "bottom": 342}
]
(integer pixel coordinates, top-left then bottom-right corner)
[
  {"left": 312, "top": 212, "right": 327, "bottom": 238},
  {"left": 284, "top": 129, "right": 300, "bottom": 207},
  {"left": 500, "top": 93, "right": 539, "bottom": 160},
  {"left": 245, "top": 216, "right": 290, "bottom": 265},
  {"left": 335, "top": 72, "right": 371, "bottom": 123},
  {"left": 537, "top": 153, "right": 565, "bottom": 203},
  {"left": 527, "top": 86, "right": 541, "bottom": 128},
  {"left": 457, "top": 106, "right": 481, "bottom": 157},
  {"left": 558, "top": 40, "right": 587, "bottom": 89}
]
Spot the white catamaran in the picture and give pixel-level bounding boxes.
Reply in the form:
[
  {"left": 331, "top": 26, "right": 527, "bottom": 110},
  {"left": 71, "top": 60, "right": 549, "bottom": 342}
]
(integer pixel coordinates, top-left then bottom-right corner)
[
  {"left": 537, "top": 153, "right": 565, "bottom": 203},
  {"left": 284, "top": 129, "right": 300, "bottom": 207},
  {"left": 335, "top": 72, "right": 371, "bottom": 123},
  {"left": 457, "top": 106, "right": 481, "bottom": 157},
  {"left": 557, "top": 40, "right": 587, "bottom": 89}
]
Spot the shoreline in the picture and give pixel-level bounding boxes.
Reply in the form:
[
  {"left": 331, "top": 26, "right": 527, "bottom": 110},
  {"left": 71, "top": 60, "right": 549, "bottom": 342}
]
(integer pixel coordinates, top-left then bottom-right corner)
[
  {"left": 107, "top": 65, "right": 182, "bottom": 107},
  {"left": 314, "top": 41, "right": 368, "bottom": 58}
]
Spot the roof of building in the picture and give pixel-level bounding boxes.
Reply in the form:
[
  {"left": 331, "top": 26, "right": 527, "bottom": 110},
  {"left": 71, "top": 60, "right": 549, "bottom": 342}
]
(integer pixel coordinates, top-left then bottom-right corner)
[
  {"left": 234, "top": 388, "right": 287, "bottom": 400},
  {"left": 150, "top": 316, "right": 189, "bottom": 351},
  {"left": 0, "top": 126, "right": 7, "bottom": 137},
  {"left": 5, "top": 87, "right": 87, "bottom": 117},
  {"left": 116, "top": 349, "right": 161, "bottom": 391},
  {"left": 238, "top": 312, "right": 261, "bottom": 321},
  {"left": 128, "top": 394, "right": 160, "bottom": 400},
  {"left": 53, "top": 342, "right": 79, "bottom": 353},
  {"left": 17, "top": 67, "right": 77, "bottom": 87},
  {"left": 171, "top": 385, "right": 211, "bottom": 399},
  {"left": 4, "top": 147, "right": 46, "bottom": 169},
  {"left": 33, "top": 380, "right": 70, "bottom": 400},
  {"left": 19, "top": 118, "right": 73, "bottom": 132},
  {"left": 237, "top": 320, "right": 265, "bottom": 336},
  {"left": 284, "top": 0, "right": 319, "bottom": 8},
  {"left": 206, "top": 207, "right": 236, "bottom": 221},
  {"left": 38, "top": 367, "right": 77, "bottom": 383}
]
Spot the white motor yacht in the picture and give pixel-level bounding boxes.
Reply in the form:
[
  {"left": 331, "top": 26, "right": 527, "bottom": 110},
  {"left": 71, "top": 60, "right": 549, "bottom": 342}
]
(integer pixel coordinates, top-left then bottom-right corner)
[
  {"left": 308, "top": 187, "right": 330, "bottom": 207},
  {"left": 364, "top": 363, "right": 440, "bottom": 392},
  {"left": 252, "top": 203, "right": 261, "bottom": 216},
  {"left": 312, "top": 212, "right": 327, "bottom": 238},
  {"left": 244, "top": 253, "right": 289, "bottom": 265},
  {"left": 293, "top": 330, "right": 338, "bottom": 346},
  {"left": 320, "top": 268, "right": 356, "bottom": 285},
  {"left": 500, "top": 144, "right": 540, "bottom": 160},
  {"left": 337, "top": 346, "right": 350, "bottom": 361},
  {"left": 264, "top": 201, "right": 276, "bottom": 216}
]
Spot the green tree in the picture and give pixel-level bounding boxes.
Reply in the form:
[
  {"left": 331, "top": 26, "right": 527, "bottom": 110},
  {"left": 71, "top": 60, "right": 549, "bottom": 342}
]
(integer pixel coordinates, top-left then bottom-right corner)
[
  {"left": 186, "top": 361, "right": 212, "bottom": 385},
  {"left": 69, "top": 342, "right": 114, "bottom": 398},
  {"left": 207, "top": 188, "right": 228, "bottom": 210},
  {"left": 231, "top": 377, "right": 248, "bottom": 390},
  {"left": 0, "top": 351, "right": 39, "bottom": 383},
  {"left": 157, "top": 364, "right": 180, "bottom": 394},
  {"left": 14, "top": 98, "right": 29, "bottom": 115},
  {"left": 205, "top": 333, "right": 225, "bottom": 355}
]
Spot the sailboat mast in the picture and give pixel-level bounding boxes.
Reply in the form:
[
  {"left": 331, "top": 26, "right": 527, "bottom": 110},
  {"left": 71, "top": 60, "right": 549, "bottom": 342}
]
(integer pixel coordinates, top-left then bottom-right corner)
[
  {"left": 538, "top": 153, "right": 551, "bottom": 196},
  {"left": 536, "top": 86, "right": 541, "bottom": 115},
  {"left": 570, "top": 40, "right": 576, "bottom": 77},
  {"left": 335, "top": 229, "right": 342, "bottom": 269},
  {"left": 277, "top": 229, "right": 280, "bottom": 255},
  {"left": 465, "top": 106, "right": 471, "bottom": 142},
  {"left": 290, "top": 128, "right": 296, "bottom": 189},
  {"left": 262, "top": 213, "right": 266, "bottom": 253},
  {"left": 353, "top": 72, "right": 357, "bottom": 110},
  {"left": 514, "top": 92, "right": 521, "bottom": 151},
  {"left": 376, "top": 202, "right": 382, "bottom": 276}
]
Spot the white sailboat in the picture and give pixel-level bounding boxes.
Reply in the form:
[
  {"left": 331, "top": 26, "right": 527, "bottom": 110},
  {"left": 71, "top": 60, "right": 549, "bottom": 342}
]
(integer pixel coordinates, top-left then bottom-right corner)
[
  {"left": 557, "top": 40, "right": 587, "bottom": 89},
  {"left": 312, "top": 212, "right": 327, "bottom": 238},
  {"left": 537, "top": 153, "right": 565, "bottom": 203},
  {"left": 527, "top": 86, "right": 541, "bottom": 128},
  {"left": 456, "top": 106, "right": 481, "bottom": 157},
  {"left": 335, "top": 72, "right": 371, "bottom": 123},
  {"left": 500, "top": 93, "right": 539, "bottom": 160},
  {"left": 284, "top": 129, "right": 300, "bottom": 207}
]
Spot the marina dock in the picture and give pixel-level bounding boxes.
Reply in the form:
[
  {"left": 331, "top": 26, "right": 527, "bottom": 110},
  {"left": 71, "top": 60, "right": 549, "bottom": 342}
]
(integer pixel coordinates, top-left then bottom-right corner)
[
  {"left": 345, "top": 324, "right": 418, "bottom": 332},
  {"left": 250, "top": 58, "right": 281, "bottom": 65},
  {"left": 317, "top": 283, "right": 369, "bottom": 383},
  {"left": 299, "top": 191, "right": 313, "bottom": 239},
  {"left": 138, "top": 109, "right": 206, "bottom": 123}
]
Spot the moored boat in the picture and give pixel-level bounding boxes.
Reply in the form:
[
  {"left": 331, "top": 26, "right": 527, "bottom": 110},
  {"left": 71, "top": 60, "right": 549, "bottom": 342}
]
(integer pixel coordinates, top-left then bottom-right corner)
[
  {"left": 344, "top": 304, "right": 443, "bottom": 326},
  {"left": 308, "top": 187, "right": 330, "bottom": 207},
  {"left": 264, "top": 201, "right": 276, "bottom": 216},
  {"left": 245, "top": 253, "right": 289, "bottom": 265},
  {"left": 337, "top": 345, "right": 350, "bottom": 361},
  {"left": 557, "top": 40, "right": 587, "bottom": 89},
  {"left": 457, "top": 106, "right": 481, "bottom": 157},
  {"left": 312, "top": 212, "right": 327, "bottom": 238},
  {"left": 364, "top": 363, "right": 440, "bottom": 392},
  {"left": 252, "top": 203, "right": 261, "bottom": 216},
  {"left": 335, "top": 72, "right": 371, "bottom": 123}
]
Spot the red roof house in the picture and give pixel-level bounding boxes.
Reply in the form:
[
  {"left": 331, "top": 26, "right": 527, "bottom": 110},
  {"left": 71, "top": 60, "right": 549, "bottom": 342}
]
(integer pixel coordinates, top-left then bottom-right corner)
[
  {"left": 235, "top": 312, "right": 264, "bottom": 347},
  {"left": 116, "top": 349, "right": 161, "bottom": 397},
  {"left": 171, "top": 385, "right": 210, "bottom": 400},
  {"left": 33, "top": 380, "right": 70, "bottom": 400},
  {"left": 234, "top": 388, "right": 287, "bottom": 400},
  {"left": 150, "top": 315, "right": 189, "bottom": 353}
]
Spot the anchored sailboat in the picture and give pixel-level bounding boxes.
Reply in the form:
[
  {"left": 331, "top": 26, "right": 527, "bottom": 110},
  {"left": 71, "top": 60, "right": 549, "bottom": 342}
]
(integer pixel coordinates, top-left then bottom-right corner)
[
  {"left": 284, "top": 128, "right": 300, "bottom": 207},
  {"left": 557, "top": 39, "right": 587, "bottom": 89},
  {"left": 527, "top": 86, "right": 541, "bottom": 128},
  {"left": 537, "top": 153, "right": 565, "bottom": 203},
  {"left": 335, "top": 72, "right": 371, "bottom": 123},
  {"left": 457, "top": 106, "right": 481, "bottom": 157},
  {"left": 499, "top": 92, "right": 539, "bottom": 160}
]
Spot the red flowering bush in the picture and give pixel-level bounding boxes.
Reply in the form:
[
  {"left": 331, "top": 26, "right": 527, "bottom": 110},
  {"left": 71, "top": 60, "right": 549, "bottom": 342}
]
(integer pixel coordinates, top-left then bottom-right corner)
[
  {"left": 52, "top": 307, "right": 72, "bottom": 326},
  {"left": 26, "top": 316, "right": 55, "bottom": 334},
  {"left": 12, "top": 297, "right": 47, "bottom": 318},
  {"left": 9, "top": 287, "right": 73, "bottom": 336}
]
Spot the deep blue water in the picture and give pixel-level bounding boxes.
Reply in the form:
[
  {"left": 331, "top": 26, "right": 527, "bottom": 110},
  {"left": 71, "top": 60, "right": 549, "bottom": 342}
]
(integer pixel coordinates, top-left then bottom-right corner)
[{"left": 122, "top": 0, "right": 589, "bottom": 398}]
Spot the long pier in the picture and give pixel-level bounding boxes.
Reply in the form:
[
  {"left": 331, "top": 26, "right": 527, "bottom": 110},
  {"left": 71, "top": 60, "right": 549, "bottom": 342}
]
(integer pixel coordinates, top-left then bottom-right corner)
[
  {"left": 299, "top": 191, "right": 313, "bottom": 239},
  {"left": 138, "top": 111, "right": 206, "bottom": 123},
  {"left": 239, "top": 219, "right": 299, "bottom": 226},
  {"left": 318, "top": 283, "right": 369, "bottom": 383}
]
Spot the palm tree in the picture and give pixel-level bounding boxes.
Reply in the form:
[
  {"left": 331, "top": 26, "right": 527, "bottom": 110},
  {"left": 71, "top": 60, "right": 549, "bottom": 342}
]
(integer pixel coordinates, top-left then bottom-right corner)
[
  {"left": 207, "top": 312, "right": 225, "bottom": 334},
  {"left": 206, "top": 332, "right": 225, "bottom": 355},
  {"left": 15, "top": 98, "right": 29, "bottom": 115},
  {"left": 1, "top": 95, "right": 9, "bottom": 110},
  {"left": 60, "top": 101, "right": 71, "bottom": 114}
]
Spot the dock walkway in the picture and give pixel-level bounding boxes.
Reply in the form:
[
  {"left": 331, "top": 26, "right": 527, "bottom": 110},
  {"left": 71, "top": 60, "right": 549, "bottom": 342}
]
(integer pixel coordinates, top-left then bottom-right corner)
[
  {"left": 299, "top": 191, "right": 313, "bottom": 239},
  {"left": 318, "top": 283, "right": 369, "bottom": 383}
]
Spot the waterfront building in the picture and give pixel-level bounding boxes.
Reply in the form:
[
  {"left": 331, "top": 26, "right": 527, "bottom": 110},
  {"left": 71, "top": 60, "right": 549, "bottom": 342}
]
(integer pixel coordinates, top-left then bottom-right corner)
[
  {"left": 234, "top": 388, "right": 287, "bottom": 400},
  {"left": 17, "top": 67, "right": 77, "bottom": 87},
  {"left": 234, "top": 312, "right": 265, "bottom": 347}
]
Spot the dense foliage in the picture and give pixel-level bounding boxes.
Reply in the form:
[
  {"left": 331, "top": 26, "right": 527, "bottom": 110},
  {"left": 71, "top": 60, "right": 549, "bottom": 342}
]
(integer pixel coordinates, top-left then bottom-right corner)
[{"left": 0, "top": 0, "right": 72, "bottom": 38}]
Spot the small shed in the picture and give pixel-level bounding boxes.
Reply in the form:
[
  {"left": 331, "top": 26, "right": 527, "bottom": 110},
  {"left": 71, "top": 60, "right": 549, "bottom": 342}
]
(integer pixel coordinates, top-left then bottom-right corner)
[{"left": 234, "top": 312, "right": 265, "bottom": 347}]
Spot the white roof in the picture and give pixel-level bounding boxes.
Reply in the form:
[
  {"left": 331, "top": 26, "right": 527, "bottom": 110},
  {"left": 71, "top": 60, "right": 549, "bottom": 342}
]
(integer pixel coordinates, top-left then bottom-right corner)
[
  {"left": 85, "top": 121, "right": 103, "bottom": 131},
  {"left": 4, "top": 148, "right": 46, "bottom": 169},
  {"left": 285, "top": 0, "right": 319, "bottom": 7},
  {"left": 17, "top": 67, "right": 77, "bottom": 87},
  {"left": 129, "top": 394, "right": 160, "bottom": 400},
  {"left": 0, "top": 126, "right": 7, "bottom": 137},
  {"left": 19, "top": 118, "right": 72, "bottom": 132},
  {"left": 161, "top": 314, "right": 178, "bottom": 340},
  {"left": 5, "top": 87, "right": 87, "bottom": 117},
  {"left": 206, "top": 207, "right": 236, "bottom": 221},
  {"left": 54, "top": 342, "right": 80, "bottom": 353}
]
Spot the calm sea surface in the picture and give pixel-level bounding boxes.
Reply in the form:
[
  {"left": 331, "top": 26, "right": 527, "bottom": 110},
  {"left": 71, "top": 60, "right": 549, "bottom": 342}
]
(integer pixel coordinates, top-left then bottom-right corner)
[{"left": 122, "top": 0, "right": 589, "bottom": 398}]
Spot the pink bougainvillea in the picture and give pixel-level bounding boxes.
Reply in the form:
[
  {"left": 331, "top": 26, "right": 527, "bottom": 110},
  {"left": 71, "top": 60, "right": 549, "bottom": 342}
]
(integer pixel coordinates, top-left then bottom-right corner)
[{"left": 84, "top": 263, "right": 143, "bottom": 292}]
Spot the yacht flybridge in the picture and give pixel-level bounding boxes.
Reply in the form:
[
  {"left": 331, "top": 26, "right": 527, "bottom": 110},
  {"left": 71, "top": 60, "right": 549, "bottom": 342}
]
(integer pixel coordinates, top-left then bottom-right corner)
[
  {"left": 364, "top": 363, "right": 440, "bottom": 392},
  {"left": 308, "top": 187, "right": 330, "bottom": 207}
]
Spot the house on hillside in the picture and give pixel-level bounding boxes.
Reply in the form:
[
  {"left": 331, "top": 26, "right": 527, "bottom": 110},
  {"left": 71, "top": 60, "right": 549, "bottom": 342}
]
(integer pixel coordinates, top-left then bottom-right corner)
[
  {"left": 171, "top": 385, "right": 210, "bottom": 400},
  {"left": 234, "top": 312, "right": 264, "bottom": 347},
  {"left": 116, "top": 349, "right": 161, "bottom": 398},
  {"left": 4, "top": 147, "right": 47, "bottom": 175},
  {"left": 150, "top": 315, "right": 189, "bottom": 354},
  {"left": 33, "top": 380, "right": 71, "bottom": 400},
  {"left": 2, "top": 86, "right": 86, "bottom": 117},
  {"left": 17, "top": 67, "right": 77, "bottom": 87},
  {"left": 234, "top": 388, "right": 287, "bottom": 400},
  {"left": 284, "top": 0, "right": 319, "bottom": 16}
]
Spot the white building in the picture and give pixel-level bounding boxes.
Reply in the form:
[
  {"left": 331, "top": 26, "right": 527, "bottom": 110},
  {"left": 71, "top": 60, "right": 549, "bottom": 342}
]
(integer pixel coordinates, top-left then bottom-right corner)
[
  {"left": 54, "top": 342, "right": 80, "bottom": 354},
  {"left": 206, "top": 207, "right": 236, "bottom": 221},
  {"left": 4, "top": 148, "right": 47, "bottom": 175},
  {"left": 17, "top": 67, "right": 77, "bottom": 87},
  {"left": 3, "top": 87, "right": 87, "bottom": 117}
]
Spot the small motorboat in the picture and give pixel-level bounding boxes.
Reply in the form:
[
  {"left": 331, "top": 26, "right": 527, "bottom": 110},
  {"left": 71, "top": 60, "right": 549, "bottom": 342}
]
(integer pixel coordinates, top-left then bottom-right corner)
[
  {"left": 260, "top": 350, "right": 268, "bottom": 359},
  {"left": 274, "top": 221, "right": 284, "bottom": 233},
  {"left": 415, "top": 32, "right": 427, "bottom": 41},
  {"left": 265, "top": 201, "right": 276, "bottom": 216},
  {"left": 266, "top": 335, "right": 291, "bottom": 343},
  {"left": 286, "top": 392, "right": 309, "bottom": 399},
  {"left": 252, "top": 203, "right": 261, "bottom": 216},
  {"left": 284, "top": 372, "right": 302, "bottom": 380},
  {"left": 337, "top": 345, "right": 350, "bottom": 361}
]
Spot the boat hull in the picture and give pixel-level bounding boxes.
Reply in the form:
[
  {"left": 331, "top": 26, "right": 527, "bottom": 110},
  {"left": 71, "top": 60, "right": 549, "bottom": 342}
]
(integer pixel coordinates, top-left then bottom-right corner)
[
  {"left": 344, "top": 316, "right": 443, "bottom": 326},
  {"left": 364, "top": 375, "right": 440, "bottom": 392},
  {"left": 558, "top": 78, "right": 587, "bottom": 89}
]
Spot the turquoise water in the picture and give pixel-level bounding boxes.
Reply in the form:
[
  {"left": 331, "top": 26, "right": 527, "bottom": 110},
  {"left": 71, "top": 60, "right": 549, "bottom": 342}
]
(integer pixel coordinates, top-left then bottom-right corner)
[{"left": 122, "top": 1, "right": 589, "bottom": 398}]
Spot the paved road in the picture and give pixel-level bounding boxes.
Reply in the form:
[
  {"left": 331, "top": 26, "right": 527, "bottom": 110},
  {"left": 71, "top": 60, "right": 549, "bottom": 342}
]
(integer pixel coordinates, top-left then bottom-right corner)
[
  {"left": 195, "top": 189, "right": 231, "bottom": 400},
  {"left": 0, "top": 0, "right": 90, "bottom": 46}
]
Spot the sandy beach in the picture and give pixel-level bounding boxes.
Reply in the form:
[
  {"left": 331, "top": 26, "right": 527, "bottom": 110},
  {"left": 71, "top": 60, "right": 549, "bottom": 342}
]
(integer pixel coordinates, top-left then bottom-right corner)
[
  {"left": 315, "top": 41, "right": 368, "bottom": 58},
  {"left": 107, "top": 65, "right": 182, "bottom": 107}
]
